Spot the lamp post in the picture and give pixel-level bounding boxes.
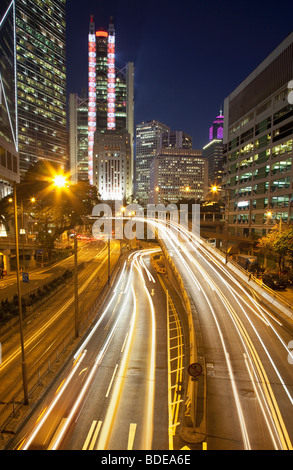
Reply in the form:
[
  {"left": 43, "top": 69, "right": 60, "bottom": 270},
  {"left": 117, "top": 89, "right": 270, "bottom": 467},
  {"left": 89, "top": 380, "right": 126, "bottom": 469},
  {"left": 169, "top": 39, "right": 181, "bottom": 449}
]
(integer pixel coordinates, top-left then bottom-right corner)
[
  {"left": 13, "top": 183, "right": 29, "bottom": 405},
  {"left": 74, "top": 232, "right": 79, "bottom": 338},
  {"left": 53, "top": 174, "right": 79, "bottom": 337}
]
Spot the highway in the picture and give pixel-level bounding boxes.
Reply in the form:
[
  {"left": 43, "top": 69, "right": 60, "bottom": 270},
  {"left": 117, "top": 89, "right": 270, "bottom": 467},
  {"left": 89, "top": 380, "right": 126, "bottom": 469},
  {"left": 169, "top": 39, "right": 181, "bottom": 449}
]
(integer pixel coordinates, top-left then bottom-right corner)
[
  {"left": 0, "top": 240, "right": 120, "bottom": 419},
  {"left": 3, "top": 216, "right": 293, "bottom": 451},
  {"left": 10, "top": 248, "right": 171, "bottom": 450},
  {"left": 146, "top": 217, "right": 293, "bottom": 450}
]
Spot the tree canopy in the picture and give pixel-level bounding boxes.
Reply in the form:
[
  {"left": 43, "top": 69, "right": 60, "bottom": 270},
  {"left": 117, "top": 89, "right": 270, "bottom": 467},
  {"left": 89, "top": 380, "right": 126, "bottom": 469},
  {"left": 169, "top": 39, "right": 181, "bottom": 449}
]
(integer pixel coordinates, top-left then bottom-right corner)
[
  {"left": 0, "top": 161, "right": 100, "bottom": 255},
  {"left": 257, "top": 224, "right": 293, "bottom": 271}
]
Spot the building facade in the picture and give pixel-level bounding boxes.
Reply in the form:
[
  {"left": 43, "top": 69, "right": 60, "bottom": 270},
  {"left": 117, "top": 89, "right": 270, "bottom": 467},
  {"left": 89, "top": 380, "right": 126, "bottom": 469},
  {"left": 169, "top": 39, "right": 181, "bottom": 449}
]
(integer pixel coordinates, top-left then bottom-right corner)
[
  {"left": 16, "top": 0, "right": 67, "bottom": 176},
  {"left": 69, "top": 93, "right": 89, "bottom": 183},
  {"left": 135, "top": 120, "right": 170, "bottom": 206},
  {"left": 202, "top": 112, "right": 224, "bottom": 188},
  {"left": 93, "top": 130, "right": 132, "bottom": 202},
  {"left": 223, "top": 32, "right": 293, "bottom": 240},
  {"left": 160, "top": 130, "right": 192, "bottom": 149},
  {"left": 0, "top": 0, "right": 20, "bottom": 199},
  {"left": 150, "top": 148, "right": 207, "bottom": 204},
  {"left": 87, "top": 16, "right": 134, "bottom": 192}
]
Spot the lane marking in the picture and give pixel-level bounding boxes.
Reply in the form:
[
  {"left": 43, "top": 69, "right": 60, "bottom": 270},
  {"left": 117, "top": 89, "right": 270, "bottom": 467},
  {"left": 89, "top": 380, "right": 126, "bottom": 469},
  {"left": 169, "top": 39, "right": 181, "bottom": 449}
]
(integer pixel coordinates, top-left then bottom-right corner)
[
  {"left": 106, "top": 364, "right": 119, "bottom": 398},
  {"left": 127, "top": 423, "right": 137, "bottom": 450}
]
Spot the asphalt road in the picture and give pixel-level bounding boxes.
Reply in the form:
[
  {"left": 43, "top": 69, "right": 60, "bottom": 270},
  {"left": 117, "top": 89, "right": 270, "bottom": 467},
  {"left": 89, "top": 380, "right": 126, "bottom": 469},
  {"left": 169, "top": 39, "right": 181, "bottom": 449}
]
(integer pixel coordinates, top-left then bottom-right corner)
[
  {"left": 147, "top": 218, "right": 293, "bottom": 450},
  {"left": 0, "top": 240, "right": 120, "bottom": 413},
  {"left": 9, "top": 248, "right": 170, "bottom": 450}
]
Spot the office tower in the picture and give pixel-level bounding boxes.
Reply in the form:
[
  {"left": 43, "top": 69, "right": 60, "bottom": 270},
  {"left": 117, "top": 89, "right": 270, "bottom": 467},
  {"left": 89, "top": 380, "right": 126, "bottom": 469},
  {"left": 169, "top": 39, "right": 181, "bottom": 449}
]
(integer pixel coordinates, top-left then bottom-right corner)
[
  {"left": 135, "top": 120, "right": 170, "bottom": 206},
  {"left": 202, "top": 112, "right": 224, "bottom": 187},
  {"left": 150, "top": 148, "right": 206, "bottom": 204},
  {"left": 222, "top": 32, "right": 293, "bottom": 243},
  {"left": 0, "top": 0, "right": 20, "bottom": 199},
  {"left": 69, "top": 93, "right": 89, "bottom": 183},
  {"left": 160, "top": 130, "right": 192, "bottom": 149},
  {"left": 93, "top": 129, "right": 131, "bottom": 202},
  {"left": 16, "top": 0, "right": 67, "bottom": 176},
  {"left": 87, "top": 16, "right": 134, "bottom": 190}
]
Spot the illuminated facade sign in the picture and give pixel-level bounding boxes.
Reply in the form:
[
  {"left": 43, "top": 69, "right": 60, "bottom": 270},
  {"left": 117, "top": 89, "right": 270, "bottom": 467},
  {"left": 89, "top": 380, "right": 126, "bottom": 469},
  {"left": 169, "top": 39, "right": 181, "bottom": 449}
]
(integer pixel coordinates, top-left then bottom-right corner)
[
  {"left": 107, "top": 21, "right": 116, "bottom": 130},
  {"left": 88, "top": 16, "right": 96, "bottom": 184}
]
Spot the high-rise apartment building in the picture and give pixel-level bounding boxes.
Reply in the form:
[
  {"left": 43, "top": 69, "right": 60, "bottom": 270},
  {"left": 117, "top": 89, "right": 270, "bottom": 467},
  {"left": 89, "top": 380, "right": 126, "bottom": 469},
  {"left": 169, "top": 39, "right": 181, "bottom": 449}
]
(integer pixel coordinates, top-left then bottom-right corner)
[
  {"left": 135, "top": 120, "right": 170, "bottom": 206},
  {"left": 0, "top": 0, "right": 20, "bottom": 199},
  {"left": 150, "top": 148, "right": 207, "bottom": 204},
  {"left": 16, "top": 0, "right": 67, "bottom": 176},
  {"left": 223, "top": 32, "right": 293, "bottom": 241},
  {"left": 202, "top": 112, "right": 224, "bottom": 187}
]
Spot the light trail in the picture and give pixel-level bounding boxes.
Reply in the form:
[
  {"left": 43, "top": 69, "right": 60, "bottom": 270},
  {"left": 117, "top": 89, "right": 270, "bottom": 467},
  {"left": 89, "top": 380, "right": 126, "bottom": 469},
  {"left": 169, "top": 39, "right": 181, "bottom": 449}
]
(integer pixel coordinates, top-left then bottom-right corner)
[
  {"left": 96, "top": 285, "right": 137, "bottom": 450},
  {"left": 0, "top": 244, "right": 116, "bottom": 373},
  {"left": 144, "top": 217, "right": 293, "bottom": 450}
]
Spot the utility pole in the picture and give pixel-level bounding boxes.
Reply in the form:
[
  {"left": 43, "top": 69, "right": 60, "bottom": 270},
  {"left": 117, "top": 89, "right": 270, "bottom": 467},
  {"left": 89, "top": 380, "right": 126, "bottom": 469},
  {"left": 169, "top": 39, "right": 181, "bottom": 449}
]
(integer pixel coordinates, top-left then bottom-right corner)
[
  {"left": 13, "top": 183, "right": 29, "bottom": 405},
  {"left": 74, "top": 233, "right": 79, "bottom": 337},
  {"left": 108, "top": 235, "right": 111, "bottom": 286}
]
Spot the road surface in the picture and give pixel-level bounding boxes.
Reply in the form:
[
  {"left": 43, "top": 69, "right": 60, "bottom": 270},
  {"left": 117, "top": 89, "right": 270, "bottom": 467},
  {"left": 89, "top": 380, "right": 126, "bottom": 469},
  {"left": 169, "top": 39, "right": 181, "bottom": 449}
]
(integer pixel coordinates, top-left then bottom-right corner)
[
  {"left": 147, "top": 217, "right": 293, "bottom": 450},
  {"left": 10, "top": 248, "right": 171, "bottom": 450}
]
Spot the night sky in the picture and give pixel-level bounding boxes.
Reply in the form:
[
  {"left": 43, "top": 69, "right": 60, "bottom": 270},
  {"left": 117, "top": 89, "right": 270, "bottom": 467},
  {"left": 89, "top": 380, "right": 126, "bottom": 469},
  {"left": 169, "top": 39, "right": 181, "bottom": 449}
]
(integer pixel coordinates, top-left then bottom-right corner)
[{"left": 66, "top": 0, "right": 293, "bottom": 150}]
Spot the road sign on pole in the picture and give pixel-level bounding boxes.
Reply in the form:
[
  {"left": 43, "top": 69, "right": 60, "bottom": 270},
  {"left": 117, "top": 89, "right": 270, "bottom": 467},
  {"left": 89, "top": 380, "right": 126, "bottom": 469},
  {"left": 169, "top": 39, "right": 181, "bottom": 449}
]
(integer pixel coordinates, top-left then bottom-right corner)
[
  {"left": 22, "top": 272, "right": 29, "bottom": 283},
  {"left": 188, "top": 362, "right": 202, "bottom": 379}
]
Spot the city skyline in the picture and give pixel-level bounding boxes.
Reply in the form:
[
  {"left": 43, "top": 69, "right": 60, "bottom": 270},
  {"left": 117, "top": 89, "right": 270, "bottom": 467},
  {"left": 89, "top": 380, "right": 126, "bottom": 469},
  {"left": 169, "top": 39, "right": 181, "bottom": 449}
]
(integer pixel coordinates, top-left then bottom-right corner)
[{"left": 66, "top": 0, "right": 293, "bottom": 149}]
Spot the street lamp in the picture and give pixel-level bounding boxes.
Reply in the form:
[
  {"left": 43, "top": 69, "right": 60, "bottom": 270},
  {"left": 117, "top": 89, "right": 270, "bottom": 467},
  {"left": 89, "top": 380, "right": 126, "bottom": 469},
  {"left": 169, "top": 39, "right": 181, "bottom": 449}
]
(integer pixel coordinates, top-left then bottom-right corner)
[
  {"left": 12, "top": 183, "right": 29, "bottom": 405},
  {"left": 53, "top": 174, "right": 67, "bottom": 188},
  {"left": 53, "top": 174, "right": 79, "bottom": 337},
  {"left": 211, "top": 185, "right": 230, "bottom": 264}
]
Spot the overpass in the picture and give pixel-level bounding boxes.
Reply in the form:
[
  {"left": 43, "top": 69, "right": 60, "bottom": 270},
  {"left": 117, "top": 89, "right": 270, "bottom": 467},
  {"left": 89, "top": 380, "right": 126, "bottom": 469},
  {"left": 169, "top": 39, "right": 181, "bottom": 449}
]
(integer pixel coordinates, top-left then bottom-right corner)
[{"left": 0, "top": 238, "right": 37, "bottom": 274}]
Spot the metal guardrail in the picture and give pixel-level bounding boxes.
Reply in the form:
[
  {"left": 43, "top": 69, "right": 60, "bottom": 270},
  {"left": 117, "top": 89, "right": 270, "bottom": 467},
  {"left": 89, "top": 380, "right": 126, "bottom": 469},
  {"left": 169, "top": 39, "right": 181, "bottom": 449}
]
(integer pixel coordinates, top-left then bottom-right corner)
[
  {"left": 201, "top": 237, "right": 293, "bottom": 313},
  {"left": 227, "top": 257, "right": 293, "bottom": 312}
]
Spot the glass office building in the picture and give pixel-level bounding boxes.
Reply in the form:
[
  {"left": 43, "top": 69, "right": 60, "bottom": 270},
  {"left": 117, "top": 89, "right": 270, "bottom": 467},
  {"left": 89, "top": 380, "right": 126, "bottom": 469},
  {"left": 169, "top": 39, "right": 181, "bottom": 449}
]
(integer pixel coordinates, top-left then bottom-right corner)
[
  {"left": 0, "top": 0, "right": 20, "bottom": 199},
  {"left": 223, "top": 32, "right": 293, "bottom": 241},
  {"left": 135, "top": 120, "right": 170, "bottom": 206},
  {"left": 16, "top": 0, "right": 67, "bottom": 176}
]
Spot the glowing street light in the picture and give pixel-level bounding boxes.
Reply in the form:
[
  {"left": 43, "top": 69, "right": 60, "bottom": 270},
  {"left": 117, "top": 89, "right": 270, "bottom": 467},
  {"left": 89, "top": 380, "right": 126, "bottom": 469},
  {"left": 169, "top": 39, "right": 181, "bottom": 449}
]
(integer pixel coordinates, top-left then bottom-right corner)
[{"left": 53, "top": 174, "right": 67, "bottom": 188}]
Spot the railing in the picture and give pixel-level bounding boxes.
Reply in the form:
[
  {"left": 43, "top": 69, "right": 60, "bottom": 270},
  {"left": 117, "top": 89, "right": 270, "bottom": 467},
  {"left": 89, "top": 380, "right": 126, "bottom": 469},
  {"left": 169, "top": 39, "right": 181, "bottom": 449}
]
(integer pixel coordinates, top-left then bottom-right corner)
[{"left": 0, "top": 253, "right": 123, "bottom": 435}]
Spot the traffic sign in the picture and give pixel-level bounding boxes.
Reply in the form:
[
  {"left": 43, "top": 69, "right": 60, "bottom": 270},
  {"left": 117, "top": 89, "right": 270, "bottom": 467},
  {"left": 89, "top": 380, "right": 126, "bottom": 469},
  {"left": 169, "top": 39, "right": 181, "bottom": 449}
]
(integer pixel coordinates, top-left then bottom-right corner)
[
  {"left": 22, "top": 272, "right": 29, "bottom": 283},
  {"left": 188, "top": 362, "right": 202, "bottom": 378}
]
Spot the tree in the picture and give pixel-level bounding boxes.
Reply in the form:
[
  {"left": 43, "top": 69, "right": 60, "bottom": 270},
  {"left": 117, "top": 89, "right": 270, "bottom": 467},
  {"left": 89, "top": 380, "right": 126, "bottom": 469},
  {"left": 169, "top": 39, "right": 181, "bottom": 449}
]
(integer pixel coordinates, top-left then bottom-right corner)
[
  {"left": 257, "top": 224, "right": 293, "bottom": 272},
  {"left": 0, "top": 161, "right": 100, "bottom": 258}
]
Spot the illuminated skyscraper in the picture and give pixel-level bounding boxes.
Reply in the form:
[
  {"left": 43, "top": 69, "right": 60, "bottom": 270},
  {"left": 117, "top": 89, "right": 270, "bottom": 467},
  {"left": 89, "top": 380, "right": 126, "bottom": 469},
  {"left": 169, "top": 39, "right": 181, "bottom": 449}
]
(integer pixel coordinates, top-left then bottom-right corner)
[
  {"left": 69, "top": 92, "right": 89, "bottom": 184},
  {"left": 0, "top": 0, "right": 20, "bottom": 199},
  {"left": 135, "top": 120, "right": 170, "bottom": 206},
  {"left": 16, "top": 0, "right": 67, "bottom": 176},
  {"left": 87, "top": 15, "right": 134, "bottom": 197},
  {"left": 202, "top": 111, "right": 224, "bottom": 187},
  {"left": 223, "top": 32, "right": 293, "bottom": 243}
]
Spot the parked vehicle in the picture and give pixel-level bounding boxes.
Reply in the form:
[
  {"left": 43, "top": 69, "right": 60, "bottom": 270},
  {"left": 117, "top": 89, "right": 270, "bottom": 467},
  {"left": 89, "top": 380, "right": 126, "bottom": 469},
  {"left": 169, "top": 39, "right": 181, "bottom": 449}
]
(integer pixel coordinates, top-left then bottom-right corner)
[
  {"left": 234, "top": 254, "right": 258, "bottom": 270},
  {"left": 262, "top": 273, "right": 287, "bottom": 290}
]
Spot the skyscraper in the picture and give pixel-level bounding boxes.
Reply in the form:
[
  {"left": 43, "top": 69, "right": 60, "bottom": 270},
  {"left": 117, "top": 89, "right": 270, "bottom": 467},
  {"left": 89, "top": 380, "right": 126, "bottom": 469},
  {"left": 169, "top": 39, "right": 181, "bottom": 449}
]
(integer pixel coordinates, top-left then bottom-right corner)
[
  {"left": 16, "top": 0, "right": 67, "bottom": 176},
  {"left": 223, "top": 32, "right": 293, "bottom": 244},
  {"left": 150, "top": 148, "right": 206, "bottom": 204},
  {"left": 135, "top": 120, "right": 170, "bottom": 206},
  {"left": 202, "top": 111, "right": 224, "bottom": 188},
  {"left": 0, "top": 0, "right": 20, "bottom": 199},
  {"left": 69, "top": 92, "right": 89, "bottom": 183},
  {"left": 86, "top": 16, "right": 134, "bottom": 195}
]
